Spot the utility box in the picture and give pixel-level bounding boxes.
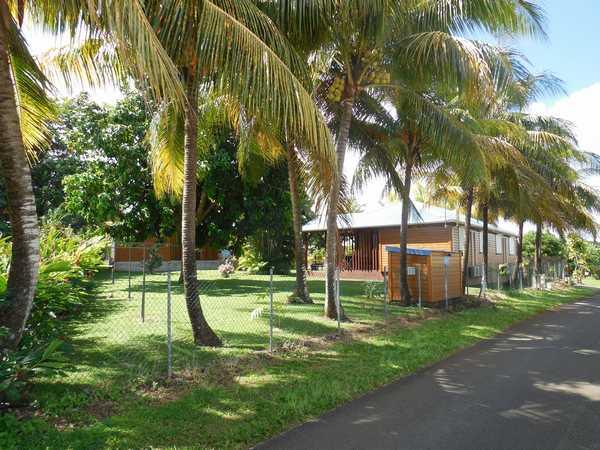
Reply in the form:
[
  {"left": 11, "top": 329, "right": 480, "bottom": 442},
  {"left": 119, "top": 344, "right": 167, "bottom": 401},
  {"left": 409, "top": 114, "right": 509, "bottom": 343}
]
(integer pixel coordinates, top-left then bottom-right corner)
[{"left": 385, "top": 246, "right": 463, "bottom": 304}]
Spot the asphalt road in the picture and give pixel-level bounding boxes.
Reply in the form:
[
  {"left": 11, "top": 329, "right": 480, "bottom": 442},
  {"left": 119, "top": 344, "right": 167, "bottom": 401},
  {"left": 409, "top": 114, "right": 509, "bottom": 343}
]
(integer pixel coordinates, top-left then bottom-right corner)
[{"left": 257, "top": 294, "right": 600, "bottom": 450}]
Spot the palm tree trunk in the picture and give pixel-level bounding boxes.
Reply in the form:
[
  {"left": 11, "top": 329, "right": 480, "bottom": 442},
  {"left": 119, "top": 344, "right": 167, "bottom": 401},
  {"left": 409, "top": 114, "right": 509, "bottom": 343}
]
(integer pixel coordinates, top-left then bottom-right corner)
[
  {"left": 399, "top": 156, "right": 413, "bottom": 305},
  {"left": 0, "top": 36, "right": 40, "bottom": 352},
  {"left": 181, "top": 74, "right": 221, "bottom": 346},
  {"left": 324, "top": 97, "right": 353, "bottom": 320},
  {"left": 479, "top": 203, "right": 489, "bottom": 298},
  {"left": 287, "top": 144, "right": 311, "bottom": 303},
  {"left": 534, "top": 222, "right": 542, "bottom": 287},
  {"left": 462, "top": 188, "right": 474, "bottom": 295}
]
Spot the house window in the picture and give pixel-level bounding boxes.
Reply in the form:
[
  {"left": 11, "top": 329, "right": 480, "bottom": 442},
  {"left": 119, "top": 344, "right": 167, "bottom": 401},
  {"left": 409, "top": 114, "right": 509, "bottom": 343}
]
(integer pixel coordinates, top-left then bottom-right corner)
[
  {"left": 479, "top": 232, "right": 483, "bottom": 253},
  {"left": 496, "top": 235, "right": 503, "bottom": 254},
  {"left": 459, "top": 227, "right": 465, "bottom": 251},
  {"left": 509, "top": 237, "right": 516, "bottom": 255}
]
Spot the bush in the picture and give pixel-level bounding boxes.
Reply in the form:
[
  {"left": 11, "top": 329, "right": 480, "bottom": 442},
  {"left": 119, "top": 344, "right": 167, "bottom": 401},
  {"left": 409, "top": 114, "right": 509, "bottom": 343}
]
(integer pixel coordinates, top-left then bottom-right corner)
[
  {"left": 218, "top": 260, "right": 235, "bottom": 278},
  {"left": 237, "top": 243, "right": 267, "bottom": 274},
  {"left": 0, "top": 224, "right": 107, "bottom": 406},
  {"left": 0, "top": 339, "right": 71, "bottom": 407}
]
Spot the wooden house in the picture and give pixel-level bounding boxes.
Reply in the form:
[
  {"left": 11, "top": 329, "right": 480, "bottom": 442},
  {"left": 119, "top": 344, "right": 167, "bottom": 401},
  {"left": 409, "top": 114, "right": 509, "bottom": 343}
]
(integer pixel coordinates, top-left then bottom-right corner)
[
  {"left": 302, "top": 201, "right": 518, "bottom": 282},
  {"left": 112, "top": 236, "right": 221, "bottom": 272}
]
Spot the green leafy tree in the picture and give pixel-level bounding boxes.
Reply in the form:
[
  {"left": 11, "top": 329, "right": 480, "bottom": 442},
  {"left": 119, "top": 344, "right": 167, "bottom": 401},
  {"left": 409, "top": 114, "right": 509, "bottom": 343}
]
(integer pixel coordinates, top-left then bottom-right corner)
[
  {"left": 522, "top": 231, "right": 566, "bottom": 259},
  {"left": 60, "top": 93, "right": 177, "bottom": 242}
]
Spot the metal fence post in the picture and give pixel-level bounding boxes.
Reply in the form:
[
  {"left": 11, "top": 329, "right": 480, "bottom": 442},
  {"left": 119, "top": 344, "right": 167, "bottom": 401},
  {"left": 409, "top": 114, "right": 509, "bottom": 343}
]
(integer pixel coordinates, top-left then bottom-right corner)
[
  {"left": 335, "top": 268, "right": 341, "bottom": 334},
  {"left": 508, "top": 264, "right": 513, "bottom": 290},
  {"left": 383, "top": 267, "right": 389, "bottom": 324},
  {"left": 128, "top": 244, "right": 132, "bottom": 300},
  {"left": 167, "top": 270, "right": 173, "bottom": 378},
  {"left": 444, "top": 261, "right": 448, "bottom": 311},
  {"left": 481, "top": 264, "right": 487, "bottom": 297},
  {"left": 518, "top": 265, "right": 523, "bottom": 291},
  {"left": 141, "top": 245, "right": 146, "bottom": 322},
  {"left": 269, "top": 266, "right": 274, "bottom": 353},
  {"left": 497, "top": 269, "right": 500, "bottom": 290},
  {"left": 417, "top": 264, "right": 422, "bottom": 308}
]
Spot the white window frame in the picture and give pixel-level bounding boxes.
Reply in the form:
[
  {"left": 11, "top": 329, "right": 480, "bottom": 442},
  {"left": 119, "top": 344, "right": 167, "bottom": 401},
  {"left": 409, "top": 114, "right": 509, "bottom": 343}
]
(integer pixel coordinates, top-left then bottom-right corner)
[
  {"left": 479, "top": 231, "right": 483, "bottom": 253},
  {"left": 509, "top": 237, "right": 516, "bottom": 255},
  {"left": 495, "top": 234, "right": 503, "bottom": 255},
  {"left": 459, "top": 227, "right": 465, "bottom": 251}
]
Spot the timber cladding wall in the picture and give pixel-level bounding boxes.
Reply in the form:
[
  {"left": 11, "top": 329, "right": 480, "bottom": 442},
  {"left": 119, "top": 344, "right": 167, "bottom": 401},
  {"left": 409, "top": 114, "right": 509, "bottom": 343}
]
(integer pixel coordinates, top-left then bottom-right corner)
[
  {"left": 387, "top": 248, "right": 462, "bottom": 304},
  {"left": 379, "top": 224, "right": 452, "bottom": 271}
]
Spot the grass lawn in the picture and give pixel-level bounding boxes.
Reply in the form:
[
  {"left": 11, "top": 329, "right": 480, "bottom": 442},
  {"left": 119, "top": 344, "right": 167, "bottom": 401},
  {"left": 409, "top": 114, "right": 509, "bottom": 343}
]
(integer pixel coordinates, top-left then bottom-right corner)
[{"left": 1, "top": 275, "right": 598, "bottom": 449}]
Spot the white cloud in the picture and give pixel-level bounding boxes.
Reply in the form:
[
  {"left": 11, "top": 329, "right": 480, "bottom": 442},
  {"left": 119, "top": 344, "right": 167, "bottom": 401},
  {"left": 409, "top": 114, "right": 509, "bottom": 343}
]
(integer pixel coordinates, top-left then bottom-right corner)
[{"left": 528, "top": 83, "right": 600, "bottom": 156}]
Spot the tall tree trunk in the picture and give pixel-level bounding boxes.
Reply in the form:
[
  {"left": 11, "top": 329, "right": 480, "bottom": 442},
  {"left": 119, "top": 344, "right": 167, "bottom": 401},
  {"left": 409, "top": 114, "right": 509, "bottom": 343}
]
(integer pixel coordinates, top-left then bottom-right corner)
[
  {"left": 517, "top": 219, "right": 524, "bottom": 285},
  {"left": 324, "top": 97, "right": 353, "bottom": 320},
  {"left": 181, "top": 74, "right": 221, "bottom": 346},
  {"left": 287, "top": 144, "right": 311, "bottom": 303},
  {"left": 0, "top": 36, "right": 40, "bottom": 352},
  {"left": 462, "top": 188, "right": 474, "bottom": 295},
  {"left": 399, "top": 155, "right": 413, "bottom": 305},
  {"left": 479, "top": 203, "right": 489, "bottom": 298},
  {"left": 534, "top": 222, "right": 542, "bottom": 287}
]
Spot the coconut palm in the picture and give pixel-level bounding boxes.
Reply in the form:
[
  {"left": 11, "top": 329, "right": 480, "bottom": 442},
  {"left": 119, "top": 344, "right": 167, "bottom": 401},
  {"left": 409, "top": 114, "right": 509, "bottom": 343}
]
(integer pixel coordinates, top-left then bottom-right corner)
[
  {"left": 0, "top": 0, "right": 191, "bottom": 351},
  {"left": 313, "top": 0, "right": 547, "bottom": 317},
  {"left": 48, "top": 1, "right": 337, "bottom": 345}
]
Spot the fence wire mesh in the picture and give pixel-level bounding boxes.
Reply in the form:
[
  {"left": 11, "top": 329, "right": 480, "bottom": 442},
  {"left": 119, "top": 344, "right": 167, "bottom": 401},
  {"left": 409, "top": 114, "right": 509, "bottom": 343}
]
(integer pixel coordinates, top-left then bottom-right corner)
[{"left": 57, "top": 243, "right": 568, "bottom": 392}]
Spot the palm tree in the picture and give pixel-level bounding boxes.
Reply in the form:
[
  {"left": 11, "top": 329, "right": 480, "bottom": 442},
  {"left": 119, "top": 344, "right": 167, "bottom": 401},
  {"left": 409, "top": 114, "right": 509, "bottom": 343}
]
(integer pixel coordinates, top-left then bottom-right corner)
[
  {"left": 315, "top": 0, "right": 546, "bottom": 316},
  {"left": 0, "top": 0, "right": 188, "bottom": 351},
  {"left": 28, "top": 1, "right": 337, "bottom": 346}
]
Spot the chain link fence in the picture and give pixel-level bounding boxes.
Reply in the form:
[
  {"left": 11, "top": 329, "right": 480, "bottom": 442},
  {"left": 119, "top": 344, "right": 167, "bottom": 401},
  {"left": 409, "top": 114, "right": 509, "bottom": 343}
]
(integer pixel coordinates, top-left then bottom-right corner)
[{"left": 58, "top": 244, "right": 569, "bottom": 390}]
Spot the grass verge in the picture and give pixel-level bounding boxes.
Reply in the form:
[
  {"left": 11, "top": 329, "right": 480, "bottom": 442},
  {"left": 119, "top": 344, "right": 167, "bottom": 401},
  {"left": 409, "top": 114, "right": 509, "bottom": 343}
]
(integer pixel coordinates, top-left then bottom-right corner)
[{"left": 1, "top": 282, "right": 597, "bottom": 449}]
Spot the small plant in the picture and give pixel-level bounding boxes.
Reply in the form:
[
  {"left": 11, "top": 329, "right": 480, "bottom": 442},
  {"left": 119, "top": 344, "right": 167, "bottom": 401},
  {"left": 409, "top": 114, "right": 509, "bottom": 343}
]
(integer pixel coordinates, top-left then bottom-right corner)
[
  {"left": 250, "top": 291, "right": 286, "bottom": 329},
  {"left": 144, "top": 244, "right": 163, "bottom": 274},
  {"left": 364, "top": 281, "right": 383, "bottom": 299},
  {"left": 218, "top": 259, "right": 235, "bottom": 278},
  {"left": 237, "top": 243, "right": 267, "bottom": 274},
  {"left": 0, "top": 338, "right": 72, "bottom": 407},
  {"left": 498, "top": 264, "right": 508, "bottom": 277}
]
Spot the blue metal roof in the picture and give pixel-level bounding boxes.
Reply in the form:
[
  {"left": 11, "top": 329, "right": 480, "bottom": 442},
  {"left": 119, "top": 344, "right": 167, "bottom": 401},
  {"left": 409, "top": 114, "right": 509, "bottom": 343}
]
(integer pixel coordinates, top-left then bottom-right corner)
[{"left": 385, "top": 246, "right": 433, "bottom": 256}]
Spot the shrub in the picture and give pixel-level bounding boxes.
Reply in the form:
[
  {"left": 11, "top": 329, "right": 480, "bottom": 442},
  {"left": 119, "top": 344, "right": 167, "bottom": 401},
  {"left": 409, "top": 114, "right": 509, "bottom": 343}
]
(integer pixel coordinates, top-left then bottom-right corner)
[
  {"left": 144, "top": 244, "right": 163, "bottom": 274},
  {"left": 0, "top": 224, "right": 107, "bottom": 406},
  {"left": 218, "top": 260, "right": 235, "bottom": 278},
  {"left": 237, "top": 243, "right": 267, "bottom": 274},
  {"left": 364, "top": 281, "right": 383, "bottom": 299},
  {"left": 0, "top": 338, "right": 71, "bottom": 407}
]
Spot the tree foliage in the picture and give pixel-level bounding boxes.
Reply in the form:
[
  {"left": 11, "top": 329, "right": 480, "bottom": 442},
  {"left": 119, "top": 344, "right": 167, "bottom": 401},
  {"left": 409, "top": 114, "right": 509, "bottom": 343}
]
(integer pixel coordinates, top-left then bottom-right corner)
[{"left": 522, "top": 230, "right": 566, "bottom": 259}]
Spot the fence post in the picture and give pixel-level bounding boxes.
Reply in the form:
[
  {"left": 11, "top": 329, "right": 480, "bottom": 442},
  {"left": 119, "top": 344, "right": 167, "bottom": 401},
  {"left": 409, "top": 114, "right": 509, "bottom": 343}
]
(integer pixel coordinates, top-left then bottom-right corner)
[
  {"left": 383, "top": 267, "right": 389, "bottom": 325},
  {"left": 111, "top": 242, "right": 115, "bottom": 285},
  {"left": 128, "top": 244, "right": 132, "bottom": 300},
  {"left": 269, "top": 266, "right": 274, "bottom": 353},
  {"left": 518, "top": 265, "right": 523, "bottom": 291},
  {"left": 444, "top": 260, "right": 448, "bottom": 311},
  {"left": 481, "top": 264, "right": 487, "bottom": 298},
  {"left": 167, "top": 270, "right": 173, "bottom": 379},
  {"left": 497, "top": 269, "right": 500, "bottom": 290},
  {"left": 417, "top": 264, "right": 422, "bottom": 308},
  {"left": 335, "top": 268, "right": 341, "bottom": 334},
  {"left": 508, "top": 264, "right": 512, "bottom": 290},
  {"left": 141, "top": 245, "right": 146, "bottom": 322}
]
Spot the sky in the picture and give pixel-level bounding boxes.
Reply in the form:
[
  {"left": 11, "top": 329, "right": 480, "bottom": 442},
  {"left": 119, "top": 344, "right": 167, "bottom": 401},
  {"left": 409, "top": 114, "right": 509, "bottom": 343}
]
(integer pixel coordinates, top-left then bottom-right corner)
[
  {"left": 23, "top": 2, "right": 600, "bottom": 216},
  {"left": 346, "top": 1, "right": 600, "bottom": 212}
]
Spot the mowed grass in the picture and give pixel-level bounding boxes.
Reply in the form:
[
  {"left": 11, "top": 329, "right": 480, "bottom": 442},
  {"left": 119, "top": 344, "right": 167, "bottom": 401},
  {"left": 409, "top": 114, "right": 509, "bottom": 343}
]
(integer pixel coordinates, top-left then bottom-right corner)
[
  {"left": 52, "top": 269, "right": 394, "bottom": 387},
  {"left": 2, "top": 275, "right": 598, "bottom": 449}
]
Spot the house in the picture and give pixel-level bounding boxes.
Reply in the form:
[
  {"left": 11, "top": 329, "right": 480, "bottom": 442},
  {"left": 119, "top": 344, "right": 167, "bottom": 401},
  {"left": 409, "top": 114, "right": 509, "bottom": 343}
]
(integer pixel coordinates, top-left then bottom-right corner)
[
  {"left": 302, "top": 201, "right": 519, "bottom": 282},
  {"left": 112, "top": 235, "right": 221, "bottom": 271}
]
